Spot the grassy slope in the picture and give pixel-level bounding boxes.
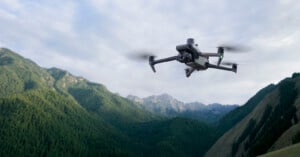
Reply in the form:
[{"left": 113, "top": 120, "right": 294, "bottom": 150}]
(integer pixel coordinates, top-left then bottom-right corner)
[
  {"left": 216, "top": 84, "right": 276, "bottom": 135},
  {"left": 267, "top": 75, "right": 300, "bottom": 151},
  {"left": 258, "top": 143, "right": 300, "bottom": 157}
]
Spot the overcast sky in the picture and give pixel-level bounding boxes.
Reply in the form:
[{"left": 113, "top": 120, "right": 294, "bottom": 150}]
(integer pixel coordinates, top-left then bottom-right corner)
[{"left": 0, "top": 0, "right": 299, "bottom": 105}]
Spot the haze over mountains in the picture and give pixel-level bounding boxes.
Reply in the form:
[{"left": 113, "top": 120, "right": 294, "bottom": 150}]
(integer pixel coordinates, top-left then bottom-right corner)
[
  {"left": 0, "top": 48, "right": 299, "bottom": 157},
  {"left": 127, "top": 94, "right": 238, "bottom": 123}
]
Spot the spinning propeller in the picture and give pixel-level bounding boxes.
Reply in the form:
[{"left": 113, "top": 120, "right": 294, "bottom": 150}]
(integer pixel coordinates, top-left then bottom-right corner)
[
  {"left": 221, "top": 61, "right": 238, "bottom": 66},
  {"left": 216, "top": 44, "right": 249, "bottom": 65},
  {"left": 218, "top": 44, "right": 249, "bottom": 53},
  {"left": 127, "top": 50, "right": 156, "bottom": 61}
]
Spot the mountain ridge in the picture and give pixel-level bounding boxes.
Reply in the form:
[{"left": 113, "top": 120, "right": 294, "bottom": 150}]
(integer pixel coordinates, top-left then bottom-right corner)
[
  {"left": 127, "top": 94, "right": 238, "bottom": 123},
  {"left": 0, "top": 48, "right": 218, "bottom": 157},
  {"left": 206, "top": 73, "right": 300, "bottom": 157}
]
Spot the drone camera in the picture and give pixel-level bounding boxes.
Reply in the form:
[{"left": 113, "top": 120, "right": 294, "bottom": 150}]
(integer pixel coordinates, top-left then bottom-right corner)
[
  {"left": 176, "top": 44, "right": 188, "bottom": 54},
  {"left": 187, "top": 38, "right": 195, "bottom": 45}
]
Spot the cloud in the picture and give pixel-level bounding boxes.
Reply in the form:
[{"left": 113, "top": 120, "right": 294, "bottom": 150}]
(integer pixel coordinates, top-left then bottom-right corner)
[{"left": 0, "top": 0, "right": 299, "bottom": 104}]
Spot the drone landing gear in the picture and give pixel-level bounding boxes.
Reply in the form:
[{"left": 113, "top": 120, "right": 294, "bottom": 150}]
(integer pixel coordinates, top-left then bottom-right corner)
[{"left": 185, "top": 68, "right": 195, "bottom": 77}]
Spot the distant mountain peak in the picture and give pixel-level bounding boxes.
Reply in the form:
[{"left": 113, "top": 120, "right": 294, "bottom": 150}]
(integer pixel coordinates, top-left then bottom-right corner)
[
  {"left": 127, "top": 95, "right": 144, "bottom": 104},
  {"left": 158, "top": 93, "right": 174, "bottom": 98},
  {"left": 146, "top": 93, "right": 183, "bottom": 104},
  {"left": 146, "top": 93, "right": 174, "bottom": 99},
  {"left": 47, "top": 67, "right": 85, "bottom": 87},
  {"left": 128, "top": 93, "right": 238, "bottom": 123}
]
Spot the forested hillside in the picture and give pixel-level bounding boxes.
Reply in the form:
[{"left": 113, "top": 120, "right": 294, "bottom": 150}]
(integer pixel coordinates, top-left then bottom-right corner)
[
  {"left": 206, "top": 73, "right": 300, "bottom": 157},
  {"left": 2, "top": 48, "right": 299, "bottom": 157},
  {"left": 0, "top": 48, "right": 217, "bottom": 157}
]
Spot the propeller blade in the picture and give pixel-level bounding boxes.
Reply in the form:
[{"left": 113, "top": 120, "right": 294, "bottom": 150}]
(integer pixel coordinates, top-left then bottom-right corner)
[
  {"left": 218, "top": 44, "right": 250, "bottom": 53},
  {"left": 221, "top": 61, "right": 238, "bottom": 66},
  {"left": 127, "top": 50, "right": 156, "bottom": 61}
]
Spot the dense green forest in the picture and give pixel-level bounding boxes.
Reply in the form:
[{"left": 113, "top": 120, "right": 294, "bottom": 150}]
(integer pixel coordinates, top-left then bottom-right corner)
[{"left": 0, "top": 48, "right": 219, "bottom": 157}]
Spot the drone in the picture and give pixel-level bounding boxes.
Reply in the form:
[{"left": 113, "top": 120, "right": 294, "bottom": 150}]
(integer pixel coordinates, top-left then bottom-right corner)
[{"left": 131, "top": 38, "right": 247, "bottom": 77}]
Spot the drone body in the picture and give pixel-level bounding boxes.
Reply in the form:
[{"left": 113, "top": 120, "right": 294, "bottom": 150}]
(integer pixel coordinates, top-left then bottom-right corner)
[{"left": 149, "top": 38, "right": 238, "bottom": 77}]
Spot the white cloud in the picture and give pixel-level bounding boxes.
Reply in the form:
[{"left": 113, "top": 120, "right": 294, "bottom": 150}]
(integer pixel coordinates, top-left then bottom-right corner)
[{"left": 0, "top": 0, "right": 23, "bottom": 11}]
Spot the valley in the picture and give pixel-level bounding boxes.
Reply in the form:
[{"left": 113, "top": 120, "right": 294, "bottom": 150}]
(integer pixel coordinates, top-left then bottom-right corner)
[{"left": 0, "top": 48, "right": 299, "bottom": 157}]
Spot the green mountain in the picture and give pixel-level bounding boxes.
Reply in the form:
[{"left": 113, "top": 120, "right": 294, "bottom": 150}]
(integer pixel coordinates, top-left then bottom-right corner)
[
  {"left": 46, "top": 67, "right": 156, "bottom": 127},
  {"left": 0, "top": 48, "right": 217, "bottom": 157},
  {"left": 0, "top": 48, "right": 54, "bottom": 96},
  {"left": 206, "top": 73, "right": 300, "bottom": 157},
  {"left": 216, "top": 83, "right": 276, "bottom": 135}
]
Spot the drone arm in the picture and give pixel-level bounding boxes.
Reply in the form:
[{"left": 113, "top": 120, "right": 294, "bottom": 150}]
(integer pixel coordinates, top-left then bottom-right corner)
[
  {"left": 149, "top": 56, "right": 178, "bottom": 72},
  {"left": 207, "top": 63, "right": 237, "bottom": 73},
  {"left": 202, "top": 50, "right": 224, "bottom": 65},
  {"left": 201, "top": 53, "right": 220, "bottom": 57},
  {"left": 152, "top": 56, "right": 178, "bottom": 64}
]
